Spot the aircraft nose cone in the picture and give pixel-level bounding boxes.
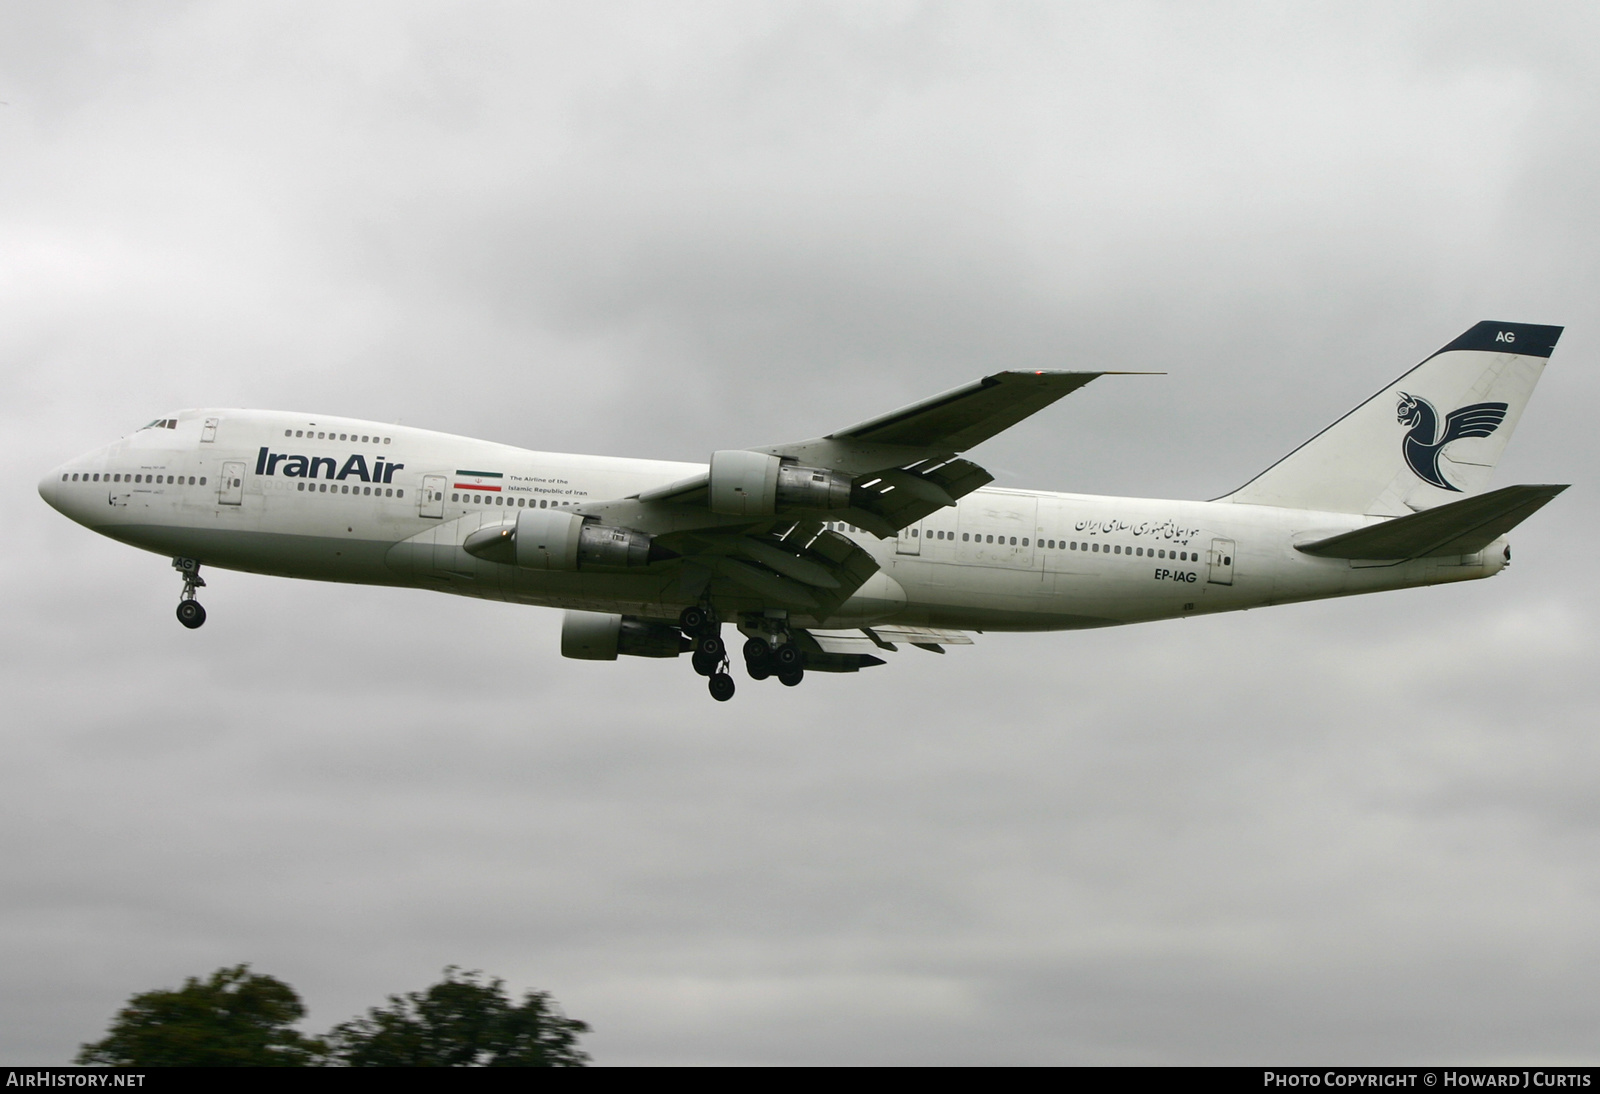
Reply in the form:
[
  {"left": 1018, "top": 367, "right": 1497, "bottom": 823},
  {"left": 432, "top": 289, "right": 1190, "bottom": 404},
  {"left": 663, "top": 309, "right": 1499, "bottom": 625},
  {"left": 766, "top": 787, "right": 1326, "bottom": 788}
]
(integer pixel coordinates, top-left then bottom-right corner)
[{"left": 38, "top": 468, "right": 64, "bottom": 513}]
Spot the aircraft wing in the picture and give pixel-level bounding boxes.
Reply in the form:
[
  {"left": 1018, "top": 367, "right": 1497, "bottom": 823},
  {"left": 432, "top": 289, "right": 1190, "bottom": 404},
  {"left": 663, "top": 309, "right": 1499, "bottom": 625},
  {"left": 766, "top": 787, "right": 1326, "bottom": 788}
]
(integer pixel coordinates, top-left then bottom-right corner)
[
  {"left": 576, "top": 370, "right": 1118, "bottom": 613},
  {"left": 759, "top": 369, "right": 1114, "bottom": 473}
]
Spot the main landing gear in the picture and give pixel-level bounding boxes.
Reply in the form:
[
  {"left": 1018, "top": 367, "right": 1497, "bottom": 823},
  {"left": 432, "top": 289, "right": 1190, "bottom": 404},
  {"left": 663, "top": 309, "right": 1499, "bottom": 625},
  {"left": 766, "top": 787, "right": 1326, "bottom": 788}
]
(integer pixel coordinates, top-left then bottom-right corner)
[
  {"left": 680, "top": 606, "right": 736, "bottom": 702},
  {"left": 742, "top": 634, "right": 804, "bottom": 687},
  {"left": 172, "top": 557, "right": 207, "bottom": 630},
  {"left": 679, "top": 607, "right": 808, "bottom": 701}
]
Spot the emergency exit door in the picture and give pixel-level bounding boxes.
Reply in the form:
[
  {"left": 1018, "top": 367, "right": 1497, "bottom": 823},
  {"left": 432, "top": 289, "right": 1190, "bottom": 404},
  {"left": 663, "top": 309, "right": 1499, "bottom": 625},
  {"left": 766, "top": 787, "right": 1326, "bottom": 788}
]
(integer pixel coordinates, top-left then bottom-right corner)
[
  {"left": 1207, "top": 538, "right": 1235, "bottom": 585},
  {"left": 419, "top": 475, "right": 447, "bottom": 518},
  {"left": 218, "top": 461, "right": 244, "bottom": 505}
]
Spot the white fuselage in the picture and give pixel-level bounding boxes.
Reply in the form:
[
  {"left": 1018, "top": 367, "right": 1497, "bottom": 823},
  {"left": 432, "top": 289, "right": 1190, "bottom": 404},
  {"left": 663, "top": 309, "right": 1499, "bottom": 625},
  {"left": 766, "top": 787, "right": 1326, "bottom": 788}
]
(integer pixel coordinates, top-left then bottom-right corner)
[{"left": 39, "top": 409, "right": 1507, "bottom": 632}]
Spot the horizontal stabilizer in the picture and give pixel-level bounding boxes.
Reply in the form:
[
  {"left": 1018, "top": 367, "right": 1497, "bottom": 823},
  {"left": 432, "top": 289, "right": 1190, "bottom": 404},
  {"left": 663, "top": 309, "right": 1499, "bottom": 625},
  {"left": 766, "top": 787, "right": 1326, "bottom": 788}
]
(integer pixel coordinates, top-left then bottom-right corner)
[
  {"left": 1296, "top": 484, "right": 1568, "bottom": 560},
  {"left": 790, "top": 629, "right": 888, "bottom": 673}
]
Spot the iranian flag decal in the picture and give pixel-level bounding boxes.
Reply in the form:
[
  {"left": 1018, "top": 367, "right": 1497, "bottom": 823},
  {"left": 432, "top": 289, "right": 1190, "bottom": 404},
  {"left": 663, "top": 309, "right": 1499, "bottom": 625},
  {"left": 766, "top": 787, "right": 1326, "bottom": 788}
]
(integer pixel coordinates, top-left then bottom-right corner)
[{"left": 454, "top": 469, "right": 503, "bottom": 492}]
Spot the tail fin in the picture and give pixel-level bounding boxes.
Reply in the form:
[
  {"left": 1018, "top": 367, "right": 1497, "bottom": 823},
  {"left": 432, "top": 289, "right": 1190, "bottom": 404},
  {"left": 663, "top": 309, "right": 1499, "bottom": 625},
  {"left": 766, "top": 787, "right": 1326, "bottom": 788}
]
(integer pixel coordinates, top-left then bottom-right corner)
[{"left": 1222, "top": 321, "right": 1562, "bottom": 515}]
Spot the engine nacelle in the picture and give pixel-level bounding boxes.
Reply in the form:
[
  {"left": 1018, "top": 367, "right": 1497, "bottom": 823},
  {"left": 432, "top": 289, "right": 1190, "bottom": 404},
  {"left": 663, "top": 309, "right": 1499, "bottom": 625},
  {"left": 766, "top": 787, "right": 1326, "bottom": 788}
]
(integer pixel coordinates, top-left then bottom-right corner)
[
  {"left": 462, "top": 508, "right": 659, "bottom": 570},
  {"left": 514, "top": 508, "right": 584, "bottom": 569},
  {"left": 708, "top": 450, "right": 851, "bottom": 516},
  {"left": 776, "top": 460, "right": 852, "bottom": 510},
  {"left": 561, "top": 611, "right": 688, "bottom": 660}
]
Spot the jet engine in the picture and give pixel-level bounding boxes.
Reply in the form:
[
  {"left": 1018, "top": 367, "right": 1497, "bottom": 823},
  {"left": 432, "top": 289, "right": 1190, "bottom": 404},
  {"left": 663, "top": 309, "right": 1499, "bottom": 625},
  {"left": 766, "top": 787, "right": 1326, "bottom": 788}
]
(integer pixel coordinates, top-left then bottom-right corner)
[
  {"left": 561, "top": 611, "right": 689, "bottom": 660},
  {"left": 461, "top": 508, "right": 670, "bottom": 570},
  {"left": 708, "top": 450, "right": 852, "bottom": 517}
]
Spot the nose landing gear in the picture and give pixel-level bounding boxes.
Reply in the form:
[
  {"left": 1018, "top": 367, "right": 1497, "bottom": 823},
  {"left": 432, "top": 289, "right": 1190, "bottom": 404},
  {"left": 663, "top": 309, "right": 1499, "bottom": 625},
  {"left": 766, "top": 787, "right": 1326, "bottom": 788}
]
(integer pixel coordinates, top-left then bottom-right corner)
[{"left": 172, "top": 557, "right": 207, "bottom": 630}]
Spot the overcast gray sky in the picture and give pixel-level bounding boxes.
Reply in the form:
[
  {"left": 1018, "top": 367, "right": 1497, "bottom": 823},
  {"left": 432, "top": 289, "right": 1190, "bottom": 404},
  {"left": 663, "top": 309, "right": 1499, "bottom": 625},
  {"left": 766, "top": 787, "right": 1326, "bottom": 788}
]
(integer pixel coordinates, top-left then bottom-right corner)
[{"left": 5, "top": 0, "right": 1598, "bottom": 1065}]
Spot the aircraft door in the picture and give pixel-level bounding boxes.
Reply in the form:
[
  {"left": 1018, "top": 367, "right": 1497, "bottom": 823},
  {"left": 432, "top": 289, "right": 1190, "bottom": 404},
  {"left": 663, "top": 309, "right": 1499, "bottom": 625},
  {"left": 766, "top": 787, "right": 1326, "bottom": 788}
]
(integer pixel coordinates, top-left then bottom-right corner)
[
  {"left": 896, "top": 522, "right": 922, "bottom": 555},
  {"left": 218, "top": 461, "right": 244, "bottom": 506},
  {"left": 419, "top": 475, "right": 447, "bottom": 518},
  {"left": 1207, "top": 538, "right": 1235, "bottom": 585}
]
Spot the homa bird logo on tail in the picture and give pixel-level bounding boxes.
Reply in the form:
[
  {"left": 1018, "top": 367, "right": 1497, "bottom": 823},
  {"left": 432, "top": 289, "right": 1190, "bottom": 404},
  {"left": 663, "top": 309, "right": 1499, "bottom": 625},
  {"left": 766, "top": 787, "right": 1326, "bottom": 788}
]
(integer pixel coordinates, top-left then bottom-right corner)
[{"left": 1396, "top": 392, "right": 1509, "bottom": 491}]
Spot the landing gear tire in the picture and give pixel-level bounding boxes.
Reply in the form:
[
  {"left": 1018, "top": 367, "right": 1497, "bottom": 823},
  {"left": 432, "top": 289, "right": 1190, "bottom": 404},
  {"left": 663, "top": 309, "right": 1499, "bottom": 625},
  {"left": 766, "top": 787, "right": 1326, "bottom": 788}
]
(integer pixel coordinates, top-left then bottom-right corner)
[
  {"left": 742, "top": 637, "right": 771, "bottom": 663},
  {"left": 176, "top": 600, "right": 207, "bottom": 630},
  {"left": 708, "top": 672, "right": 736, "bottom": 702},
  {"left": 747, "top": 662, "right": 771, "bottom": 681},
  {"left": 679, "top": 606, "right": 711, "bottom": 634},
  {"left": 774, "top": 643, "right": 801, "bottom": 668},
  {"left": 778, "top": 667, "right": 804, "bottom": 687},
  {"left": 692, "top": 651, "right": 720, "bottom": 677},
  {"left": 695, "top": 634, "right": 725, "bottom": 660}
]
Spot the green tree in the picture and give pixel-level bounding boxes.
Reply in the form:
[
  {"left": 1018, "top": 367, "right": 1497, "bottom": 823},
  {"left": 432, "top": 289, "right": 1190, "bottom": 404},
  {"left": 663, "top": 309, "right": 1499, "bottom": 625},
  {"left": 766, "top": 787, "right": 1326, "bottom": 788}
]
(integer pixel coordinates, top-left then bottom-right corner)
[
  {"left": 326, "top": 967, "right": 589, "bottom": 1067},
  {"left": 75, "top": 964, "right": 325, "bottom": 1067}
]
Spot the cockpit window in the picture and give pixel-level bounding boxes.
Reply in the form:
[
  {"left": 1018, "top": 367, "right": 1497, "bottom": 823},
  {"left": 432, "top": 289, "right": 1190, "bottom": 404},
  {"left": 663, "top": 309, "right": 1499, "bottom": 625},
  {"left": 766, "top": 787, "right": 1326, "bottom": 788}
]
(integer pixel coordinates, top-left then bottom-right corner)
[{"left": 139, "top": 418, "right": 180, "bottom": 430}]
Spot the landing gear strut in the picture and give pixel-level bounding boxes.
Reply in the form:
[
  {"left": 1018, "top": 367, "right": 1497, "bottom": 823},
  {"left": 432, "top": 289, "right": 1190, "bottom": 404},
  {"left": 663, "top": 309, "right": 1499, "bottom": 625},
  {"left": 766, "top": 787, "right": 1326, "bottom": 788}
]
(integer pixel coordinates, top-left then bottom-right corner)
[
  {"left": 172, "top": 557, "right": 207, "bottom": 630},
  {"left": 680, "top": 605, "right": 735, "bottom": 702}
]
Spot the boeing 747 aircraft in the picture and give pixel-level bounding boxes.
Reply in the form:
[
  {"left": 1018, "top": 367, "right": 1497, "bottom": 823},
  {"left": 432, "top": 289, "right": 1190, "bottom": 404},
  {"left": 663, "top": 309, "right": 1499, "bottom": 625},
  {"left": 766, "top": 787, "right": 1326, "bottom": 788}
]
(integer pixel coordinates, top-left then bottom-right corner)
[{"left": 39, "top": 321, "right": 1567, "bottom": 701}]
